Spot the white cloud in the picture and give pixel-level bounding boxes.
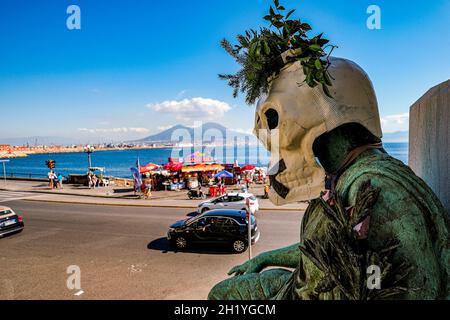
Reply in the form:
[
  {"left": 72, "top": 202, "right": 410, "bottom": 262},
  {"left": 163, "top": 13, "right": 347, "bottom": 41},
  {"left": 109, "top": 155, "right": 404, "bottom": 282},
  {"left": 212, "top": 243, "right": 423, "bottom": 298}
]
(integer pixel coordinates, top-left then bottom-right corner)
[
  {"left": 78, "top": 127, "right": 150, "bottom": 134},
  {"left": 381, "top": 113, "right": 409, "bottom": 133},
  {"left": 130, "top": 128, "right": 151, "bottom": 134},
  {"left": 147, "top": 97, "right": 232, "bottom": 121},
  {"left": 157, "top": 125, "right": 173, "bottom": 131}
]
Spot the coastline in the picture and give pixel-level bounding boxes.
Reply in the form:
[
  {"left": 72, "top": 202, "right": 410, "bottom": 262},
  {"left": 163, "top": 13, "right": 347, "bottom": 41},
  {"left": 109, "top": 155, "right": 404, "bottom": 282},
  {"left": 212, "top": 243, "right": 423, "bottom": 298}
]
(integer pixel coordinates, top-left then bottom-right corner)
[
  {"left": 0, "top": 145, "right": 176, "bottom": 159},
  {"left": 0, "top": 143, "right": 264, "bottom": 158}
]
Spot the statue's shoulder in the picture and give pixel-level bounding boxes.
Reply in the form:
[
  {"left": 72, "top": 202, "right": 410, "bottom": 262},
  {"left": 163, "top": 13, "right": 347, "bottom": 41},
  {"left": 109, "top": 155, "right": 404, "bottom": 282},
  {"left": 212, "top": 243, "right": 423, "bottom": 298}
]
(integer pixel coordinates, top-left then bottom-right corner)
[
  {"left": 337, "top": 152, "right": 410, "bottom": 190},
  {"left": 336, "top": 151, "right": 443, "bottom": 209}
]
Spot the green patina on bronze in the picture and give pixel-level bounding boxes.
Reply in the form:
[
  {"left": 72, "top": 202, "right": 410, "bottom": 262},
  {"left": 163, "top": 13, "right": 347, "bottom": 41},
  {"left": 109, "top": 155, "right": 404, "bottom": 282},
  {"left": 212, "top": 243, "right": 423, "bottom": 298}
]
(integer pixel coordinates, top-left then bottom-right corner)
[
  {"left": 208, "top": 127, "right": 450, "bottom": 300},
  {"left": 212, "top": 0, "right": 450, "bottom": 301}
]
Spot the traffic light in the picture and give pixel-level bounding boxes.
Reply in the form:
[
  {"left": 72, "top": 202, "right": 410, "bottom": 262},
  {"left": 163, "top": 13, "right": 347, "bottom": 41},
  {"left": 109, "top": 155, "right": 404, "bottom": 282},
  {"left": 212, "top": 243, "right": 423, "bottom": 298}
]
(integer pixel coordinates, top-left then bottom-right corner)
[{"left": 46, "top": 160, "right": 56, "bottom": 170}]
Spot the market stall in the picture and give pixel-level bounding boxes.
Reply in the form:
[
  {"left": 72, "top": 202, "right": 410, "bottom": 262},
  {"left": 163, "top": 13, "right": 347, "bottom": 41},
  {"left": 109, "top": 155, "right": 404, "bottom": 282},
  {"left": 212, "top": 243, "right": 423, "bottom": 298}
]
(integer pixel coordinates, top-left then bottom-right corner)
[{"left": 139, "top": 162, "right": 159, "bottom": 174}]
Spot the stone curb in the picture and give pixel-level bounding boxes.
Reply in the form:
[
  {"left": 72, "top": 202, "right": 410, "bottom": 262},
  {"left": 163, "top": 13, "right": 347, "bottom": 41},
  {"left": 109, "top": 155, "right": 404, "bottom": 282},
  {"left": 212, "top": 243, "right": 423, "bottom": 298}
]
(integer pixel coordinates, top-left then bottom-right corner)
[
  {"left": 23, "top": 198, "right": 303, "bottom": 212},
  {"left": 1, "top": 187, "right": 305, "bottom": 212},
  {"left": 0, "top": 187, "right": 187, "bottom": 201}
]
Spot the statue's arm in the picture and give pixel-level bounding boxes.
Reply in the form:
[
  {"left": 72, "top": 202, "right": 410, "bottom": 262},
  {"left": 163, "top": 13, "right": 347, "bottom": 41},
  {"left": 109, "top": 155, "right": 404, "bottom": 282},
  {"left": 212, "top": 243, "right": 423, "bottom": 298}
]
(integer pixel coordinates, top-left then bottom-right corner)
[
  {"left": 228, "top": 243, "right": 301, "bottom": 276},
  {"left": 348, "top": 174, "right": 448, "bottom": 299},
  {"left": 259, "top": 243, "right": 301, "bottom": 268}
]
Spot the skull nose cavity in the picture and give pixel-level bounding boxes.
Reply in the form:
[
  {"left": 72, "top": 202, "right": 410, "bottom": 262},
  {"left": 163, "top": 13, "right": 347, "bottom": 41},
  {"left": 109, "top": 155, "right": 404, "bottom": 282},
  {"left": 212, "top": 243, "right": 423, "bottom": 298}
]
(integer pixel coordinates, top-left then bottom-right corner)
[{"left": 265, "top": 108, "right": 279, "bottom": 130}]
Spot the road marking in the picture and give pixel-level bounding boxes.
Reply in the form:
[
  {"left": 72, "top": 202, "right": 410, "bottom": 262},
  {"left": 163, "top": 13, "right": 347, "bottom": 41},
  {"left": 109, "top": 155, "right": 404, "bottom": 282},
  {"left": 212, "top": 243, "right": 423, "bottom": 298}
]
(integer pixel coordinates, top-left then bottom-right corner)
[
  {"left": 0, "top": 190, "right": 43, "bottom": 203},
  {"left": 74, "top": 290, "right": 84, "bottom": 296}
]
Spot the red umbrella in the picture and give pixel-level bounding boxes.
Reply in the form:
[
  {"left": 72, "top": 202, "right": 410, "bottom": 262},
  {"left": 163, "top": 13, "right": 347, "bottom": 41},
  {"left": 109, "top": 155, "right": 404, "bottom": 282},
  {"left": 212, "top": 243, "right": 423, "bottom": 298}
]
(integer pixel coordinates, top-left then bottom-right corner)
[
  {"left": 139, "top": 163, "right": 159, "bottom": 174},
  {"left": 163, "top": 163, "right": 183, "bottom": 172},
  {"left": 241, "top": 164, "right": 256, "bottom": 171}
]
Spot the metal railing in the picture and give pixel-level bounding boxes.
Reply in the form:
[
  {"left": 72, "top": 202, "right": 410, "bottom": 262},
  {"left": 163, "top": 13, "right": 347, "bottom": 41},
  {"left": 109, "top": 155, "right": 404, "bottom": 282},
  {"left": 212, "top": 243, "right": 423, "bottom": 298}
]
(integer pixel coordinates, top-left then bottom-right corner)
[{"left": 4, "top": 172, "right": 49, "bottom": 179}]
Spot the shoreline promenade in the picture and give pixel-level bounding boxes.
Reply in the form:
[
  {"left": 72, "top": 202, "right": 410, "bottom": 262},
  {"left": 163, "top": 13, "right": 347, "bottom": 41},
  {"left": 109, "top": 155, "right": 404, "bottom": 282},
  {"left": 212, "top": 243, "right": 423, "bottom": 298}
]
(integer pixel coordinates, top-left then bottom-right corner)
[{"left": 0, "top": 180, "right": 307, "bottom": 212}]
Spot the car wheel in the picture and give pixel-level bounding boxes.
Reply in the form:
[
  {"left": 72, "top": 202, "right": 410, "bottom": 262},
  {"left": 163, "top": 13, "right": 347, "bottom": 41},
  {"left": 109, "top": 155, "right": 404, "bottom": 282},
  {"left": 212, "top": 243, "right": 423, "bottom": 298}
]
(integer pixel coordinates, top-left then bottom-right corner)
[
  {"left": 201, "top": 207, "right": 210, "bottom": 213},
  {"left": 232, "top": 239, "right": 247, "bottom": 253},
  {"left": 174, "top": 236, "right": 188, "bottom": 249}
]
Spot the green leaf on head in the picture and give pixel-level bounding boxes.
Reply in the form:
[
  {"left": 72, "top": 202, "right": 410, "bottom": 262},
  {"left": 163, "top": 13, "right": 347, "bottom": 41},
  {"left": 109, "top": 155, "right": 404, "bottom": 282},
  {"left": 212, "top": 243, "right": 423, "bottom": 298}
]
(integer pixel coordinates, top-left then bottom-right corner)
[{"left": 219, "top": 0, "right": 338, "bottom": 104}]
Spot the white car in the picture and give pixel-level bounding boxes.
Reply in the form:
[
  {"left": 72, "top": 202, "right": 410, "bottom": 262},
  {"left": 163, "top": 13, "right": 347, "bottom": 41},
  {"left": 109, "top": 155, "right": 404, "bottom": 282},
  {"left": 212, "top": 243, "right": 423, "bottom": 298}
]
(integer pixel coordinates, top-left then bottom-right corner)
[
  {"left": 198, "top": 193, "right": 259, "bottom": 214},
  {"left": 0, "top": 206, "right": 24, "bottom": 238}
]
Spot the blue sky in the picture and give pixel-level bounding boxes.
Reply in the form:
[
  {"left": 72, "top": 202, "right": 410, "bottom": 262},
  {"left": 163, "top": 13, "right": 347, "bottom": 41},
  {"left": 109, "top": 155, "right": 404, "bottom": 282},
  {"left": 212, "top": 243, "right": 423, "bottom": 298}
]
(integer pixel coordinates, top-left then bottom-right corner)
[{"left": 0, "top": 0, "right": 449, "bottom": 142}]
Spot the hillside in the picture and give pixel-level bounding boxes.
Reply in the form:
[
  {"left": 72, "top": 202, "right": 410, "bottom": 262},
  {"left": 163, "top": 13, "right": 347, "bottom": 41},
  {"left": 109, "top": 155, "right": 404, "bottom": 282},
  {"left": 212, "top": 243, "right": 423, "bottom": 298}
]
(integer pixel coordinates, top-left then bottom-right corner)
[{"left": 136, "top": 122, "right": 251, "bottom": 143}]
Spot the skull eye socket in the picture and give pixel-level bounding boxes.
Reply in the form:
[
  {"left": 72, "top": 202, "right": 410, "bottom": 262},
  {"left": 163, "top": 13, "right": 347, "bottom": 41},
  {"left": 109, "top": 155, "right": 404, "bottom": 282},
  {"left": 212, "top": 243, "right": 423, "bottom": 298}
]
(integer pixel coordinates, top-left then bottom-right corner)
[{"left": 265, "top": 108, "right": 279, "bottom": 130}]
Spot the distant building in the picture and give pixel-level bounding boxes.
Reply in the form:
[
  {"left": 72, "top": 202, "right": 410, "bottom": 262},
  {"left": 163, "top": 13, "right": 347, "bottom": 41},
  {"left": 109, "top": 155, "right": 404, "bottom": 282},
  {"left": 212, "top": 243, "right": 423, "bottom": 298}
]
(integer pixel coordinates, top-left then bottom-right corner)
[{"left": 0, "top": 144, "right": 11, "bottom": 152}]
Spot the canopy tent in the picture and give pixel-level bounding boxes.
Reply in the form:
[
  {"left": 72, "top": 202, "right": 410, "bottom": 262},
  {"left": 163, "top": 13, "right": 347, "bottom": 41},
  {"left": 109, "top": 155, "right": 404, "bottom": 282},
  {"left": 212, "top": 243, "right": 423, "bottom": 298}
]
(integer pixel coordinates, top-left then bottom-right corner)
[
  {"left": 163, "top": 163, "right": 183, "bottom": 172},
  {"left": 139, "top": 163, "right": 159, "bottom": 174},
  {"left": 214, "top": 170, "right": 234, "bottom": 178},
  {"left": 241, "top": 164, "right": 256, "bottom": 171},
  {"left": 181, "top": 164, "right": 224, "bottom": 173},
  {"left": 148, "top": 168, "right": 169, "bottom": 176}
]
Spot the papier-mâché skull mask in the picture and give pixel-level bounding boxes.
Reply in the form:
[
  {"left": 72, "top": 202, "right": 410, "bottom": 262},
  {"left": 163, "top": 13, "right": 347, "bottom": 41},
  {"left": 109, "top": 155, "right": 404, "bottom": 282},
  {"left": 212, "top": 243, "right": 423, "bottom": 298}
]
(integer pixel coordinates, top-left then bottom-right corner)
[{"left": 254, "top": 56, "right": 382, "bottom": 205}]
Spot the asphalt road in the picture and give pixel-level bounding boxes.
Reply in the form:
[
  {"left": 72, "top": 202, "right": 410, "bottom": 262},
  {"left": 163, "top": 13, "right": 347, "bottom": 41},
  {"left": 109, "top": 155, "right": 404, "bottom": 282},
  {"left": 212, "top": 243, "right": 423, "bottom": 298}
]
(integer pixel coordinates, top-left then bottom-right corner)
[{"left": 0, "top": 200, "right": 303, "bottom": 300}]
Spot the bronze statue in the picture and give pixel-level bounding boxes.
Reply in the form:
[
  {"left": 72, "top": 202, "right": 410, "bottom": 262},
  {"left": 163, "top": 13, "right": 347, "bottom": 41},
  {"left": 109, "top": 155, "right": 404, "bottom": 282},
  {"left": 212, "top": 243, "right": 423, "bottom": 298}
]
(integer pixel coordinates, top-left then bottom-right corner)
[{"left": 209, "top": 1, "right": 450, "bottom": 300}]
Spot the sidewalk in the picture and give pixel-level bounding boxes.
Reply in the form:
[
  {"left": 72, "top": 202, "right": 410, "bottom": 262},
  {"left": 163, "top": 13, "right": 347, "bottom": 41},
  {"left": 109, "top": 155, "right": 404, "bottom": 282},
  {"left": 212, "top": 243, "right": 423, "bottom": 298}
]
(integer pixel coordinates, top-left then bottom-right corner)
[{"left": 0, "top": 180, "right": 307, "bottom": 211}]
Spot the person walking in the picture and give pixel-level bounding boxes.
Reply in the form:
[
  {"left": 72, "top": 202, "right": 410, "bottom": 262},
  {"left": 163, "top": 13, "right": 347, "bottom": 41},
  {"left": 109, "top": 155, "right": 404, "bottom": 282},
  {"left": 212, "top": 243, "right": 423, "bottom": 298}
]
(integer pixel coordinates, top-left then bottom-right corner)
[
  {"left": 87, "top": 172, "right": 93, "bottom": 189},
  {"left": 217, "top": 178, "right": 223, "bottom": 196},
  {"left": 52, "top": 172, "right": 58, "bottom": 189},
  {"left": 48, "top": 170, "right": 54, "bottom": 189},
  {"left": 57, "top": 173, "right": 64, "bottom": 189},
  {"left": 263, "top": 184, "right": 269, "bottom": 199},
  {"left": 91, "top": 174, "right": 97, "bottom": 189}
]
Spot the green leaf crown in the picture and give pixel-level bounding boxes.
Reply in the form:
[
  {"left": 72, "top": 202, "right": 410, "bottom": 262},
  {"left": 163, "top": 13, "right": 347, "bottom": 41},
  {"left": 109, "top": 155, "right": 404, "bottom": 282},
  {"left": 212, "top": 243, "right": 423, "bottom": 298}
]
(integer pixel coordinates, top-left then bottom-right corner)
[{"left": 219, "top": 0, "right": 337, "bottom": 104}]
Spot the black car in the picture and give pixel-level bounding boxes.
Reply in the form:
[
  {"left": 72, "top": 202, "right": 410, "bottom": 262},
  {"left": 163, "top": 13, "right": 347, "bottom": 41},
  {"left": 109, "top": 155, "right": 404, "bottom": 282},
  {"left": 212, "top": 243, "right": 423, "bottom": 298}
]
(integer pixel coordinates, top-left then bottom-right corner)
[
  {"left": 167, "top": 209, "right": 260, "bottom": 253},
  {"left": 0, "top": 206, "right": 24, "bottom": 238}
]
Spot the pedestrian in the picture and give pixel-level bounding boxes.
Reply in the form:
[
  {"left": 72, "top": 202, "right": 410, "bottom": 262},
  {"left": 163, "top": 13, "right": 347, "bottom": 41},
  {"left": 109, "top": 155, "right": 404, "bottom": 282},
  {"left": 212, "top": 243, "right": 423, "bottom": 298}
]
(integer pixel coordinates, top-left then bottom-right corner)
[
  {"left": 264, "top": 184, "right": 269, "bottom": 199},
  {"left": 57, "top": 173, "right": 64, "bottom": 189},
  {"left": 217, "top": 178, "right": 222, "bottom": 195},
  {"left": 91, "top": 174, "right": 97, "bottom": 189},
  {"left": 87, "top": 172, "right": 93, "bottom": 189},
  {"left": 48, "top": 170, "right": 54, "bottom": 189},
  {"left": 53, "top": 172, "right": 58, "bottom": 189}
]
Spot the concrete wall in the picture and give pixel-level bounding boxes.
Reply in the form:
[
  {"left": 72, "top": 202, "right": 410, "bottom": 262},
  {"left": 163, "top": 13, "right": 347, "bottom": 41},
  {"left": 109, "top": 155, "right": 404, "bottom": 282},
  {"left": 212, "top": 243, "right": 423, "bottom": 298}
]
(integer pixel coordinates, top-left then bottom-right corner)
[{"left": 409, "top": 79, "right": 450, "bottom": 213}]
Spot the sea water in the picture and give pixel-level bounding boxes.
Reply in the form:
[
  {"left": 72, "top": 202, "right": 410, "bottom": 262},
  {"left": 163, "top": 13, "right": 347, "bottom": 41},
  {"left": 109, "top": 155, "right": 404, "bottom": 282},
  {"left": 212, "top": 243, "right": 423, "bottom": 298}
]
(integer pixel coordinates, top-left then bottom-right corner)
[{"left": 4, "top": 143, "right": 408, "bottom": 179}]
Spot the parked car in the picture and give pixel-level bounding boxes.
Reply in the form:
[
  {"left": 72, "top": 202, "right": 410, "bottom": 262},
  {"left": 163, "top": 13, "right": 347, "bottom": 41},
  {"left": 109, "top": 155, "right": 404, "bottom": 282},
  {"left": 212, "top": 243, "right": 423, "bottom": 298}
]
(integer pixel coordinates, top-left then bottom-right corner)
[
  {"left": 197, "top": 193, "right": 259, "bottom": 214},
  {"left": 0, "top": 206, "right": 24, "bottom": 238},
  {"left": 167, "top": 209, "right": 260, "bottom": 253}
]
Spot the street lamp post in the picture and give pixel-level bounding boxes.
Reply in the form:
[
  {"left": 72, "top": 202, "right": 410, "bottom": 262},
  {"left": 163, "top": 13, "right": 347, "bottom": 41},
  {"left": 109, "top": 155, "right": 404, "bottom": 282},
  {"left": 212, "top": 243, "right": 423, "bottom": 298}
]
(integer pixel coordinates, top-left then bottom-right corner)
[
  {"left": 246, "top": 198, "right": 252, "bottom": 260},
  {"left": 84, "top": 145, "right": 95, "bottom": 169}
]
